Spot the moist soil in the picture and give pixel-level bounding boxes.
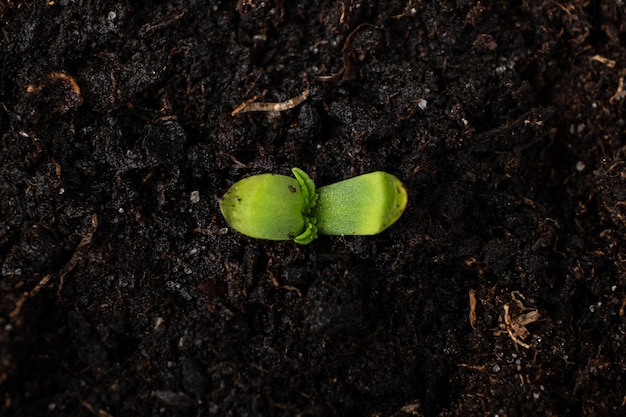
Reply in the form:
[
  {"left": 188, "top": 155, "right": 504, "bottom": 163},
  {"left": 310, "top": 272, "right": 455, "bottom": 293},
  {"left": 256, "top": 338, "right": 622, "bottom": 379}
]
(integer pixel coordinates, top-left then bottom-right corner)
[{"left": 2, "top": 1, "right": 626, "bottom": 416}]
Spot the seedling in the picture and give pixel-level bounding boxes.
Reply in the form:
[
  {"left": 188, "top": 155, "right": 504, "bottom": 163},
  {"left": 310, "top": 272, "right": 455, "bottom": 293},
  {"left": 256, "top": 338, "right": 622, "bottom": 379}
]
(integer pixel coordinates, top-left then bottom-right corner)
[{"left": 219, "top": 168, "right": 407, "bottom": 244}]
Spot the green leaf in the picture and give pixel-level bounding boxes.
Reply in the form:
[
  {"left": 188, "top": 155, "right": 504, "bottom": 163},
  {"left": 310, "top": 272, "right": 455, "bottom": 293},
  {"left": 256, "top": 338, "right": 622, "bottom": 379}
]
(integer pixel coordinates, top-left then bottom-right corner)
[
  {"left": 219, "top": 173, "right": 308, "bottom": 241},
  {"left": 312, "top": 171, "right": 407, "bottom": 235}
]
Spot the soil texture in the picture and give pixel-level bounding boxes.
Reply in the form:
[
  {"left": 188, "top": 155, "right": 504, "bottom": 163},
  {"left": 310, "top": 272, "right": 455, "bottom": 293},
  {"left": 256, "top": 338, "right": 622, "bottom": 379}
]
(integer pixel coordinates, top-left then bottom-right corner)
[{"left": 2, "top": 1, "right": 626, "bottom": 416}]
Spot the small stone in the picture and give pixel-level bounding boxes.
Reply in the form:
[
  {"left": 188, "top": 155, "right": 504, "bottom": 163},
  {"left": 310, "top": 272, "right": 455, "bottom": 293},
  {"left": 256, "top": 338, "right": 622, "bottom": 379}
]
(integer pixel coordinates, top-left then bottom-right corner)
[{"left": 190, "top": 190, "right": 200, "bottom": 204}]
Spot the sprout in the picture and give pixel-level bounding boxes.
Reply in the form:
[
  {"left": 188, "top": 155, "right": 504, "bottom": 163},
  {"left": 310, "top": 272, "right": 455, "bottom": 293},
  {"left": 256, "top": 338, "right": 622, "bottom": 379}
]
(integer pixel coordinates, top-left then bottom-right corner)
[{"left": 219, "top": 168, "right": 407, "bottom": 244}]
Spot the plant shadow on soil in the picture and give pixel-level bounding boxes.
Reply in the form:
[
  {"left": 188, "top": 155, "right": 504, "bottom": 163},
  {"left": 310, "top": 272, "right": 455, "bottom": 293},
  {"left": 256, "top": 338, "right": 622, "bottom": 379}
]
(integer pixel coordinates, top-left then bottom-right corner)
[{"left": 1, "top": 1, "right": 626, "bottom": 416}]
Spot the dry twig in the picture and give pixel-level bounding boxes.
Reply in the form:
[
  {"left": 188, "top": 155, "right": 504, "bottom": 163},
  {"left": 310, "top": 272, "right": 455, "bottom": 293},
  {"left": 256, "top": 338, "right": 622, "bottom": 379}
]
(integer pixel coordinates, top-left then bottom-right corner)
[{"left": 231, "top": 89, "right": 309, "bottom": 116}]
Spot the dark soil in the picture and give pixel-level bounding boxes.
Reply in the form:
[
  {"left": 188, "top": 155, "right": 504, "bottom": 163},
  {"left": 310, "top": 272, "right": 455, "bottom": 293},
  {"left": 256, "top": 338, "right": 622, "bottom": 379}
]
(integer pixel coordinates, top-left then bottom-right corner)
[{"left": 2, "top": 1, "right": 626, "bottom": 416}]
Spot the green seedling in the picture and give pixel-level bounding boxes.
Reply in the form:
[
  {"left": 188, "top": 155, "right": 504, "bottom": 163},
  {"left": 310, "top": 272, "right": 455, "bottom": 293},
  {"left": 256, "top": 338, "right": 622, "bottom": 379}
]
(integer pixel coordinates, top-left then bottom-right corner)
[{"left": 219, "top": 168, "right": 407, "bottom": 244}]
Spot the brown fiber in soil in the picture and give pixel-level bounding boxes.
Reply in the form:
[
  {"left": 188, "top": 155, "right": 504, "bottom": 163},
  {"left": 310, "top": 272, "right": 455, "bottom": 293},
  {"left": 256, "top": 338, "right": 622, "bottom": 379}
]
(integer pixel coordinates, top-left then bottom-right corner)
[{"left": 1, "top": 1, "right": 626, "bottom": 416}]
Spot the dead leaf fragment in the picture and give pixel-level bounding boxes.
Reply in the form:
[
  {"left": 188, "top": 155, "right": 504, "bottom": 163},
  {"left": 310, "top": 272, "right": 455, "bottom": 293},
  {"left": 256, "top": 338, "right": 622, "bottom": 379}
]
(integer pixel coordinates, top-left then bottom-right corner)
[
  {"left": 501, "top": 291, "right": 540, "bottom": 349},
  {"left": 469, "top": 289, "right": 477, "bottom": 329}
]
